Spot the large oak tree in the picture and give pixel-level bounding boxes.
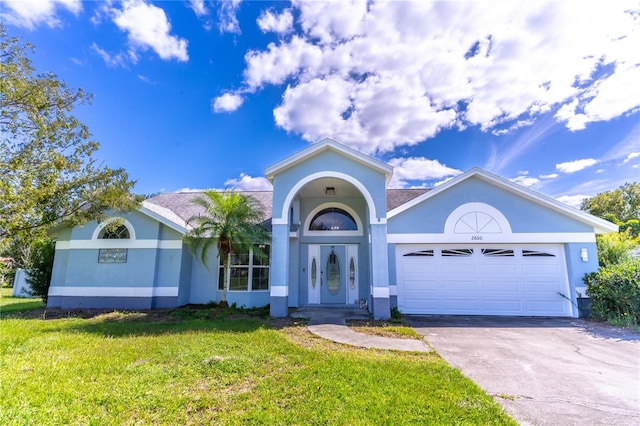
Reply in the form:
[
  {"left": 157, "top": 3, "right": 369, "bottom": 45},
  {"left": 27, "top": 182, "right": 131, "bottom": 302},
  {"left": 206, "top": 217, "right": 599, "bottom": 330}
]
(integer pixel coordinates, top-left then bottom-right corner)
[{"left": 0, "top": 25, "right": 141, "bottom": 246}]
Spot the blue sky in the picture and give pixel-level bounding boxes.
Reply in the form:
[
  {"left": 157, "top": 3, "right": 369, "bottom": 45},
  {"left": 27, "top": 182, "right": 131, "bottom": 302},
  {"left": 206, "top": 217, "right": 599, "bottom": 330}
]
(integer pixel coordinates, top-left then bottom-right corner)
[{"left": 3, "top": 0, "right": 639, "bottom": 207}]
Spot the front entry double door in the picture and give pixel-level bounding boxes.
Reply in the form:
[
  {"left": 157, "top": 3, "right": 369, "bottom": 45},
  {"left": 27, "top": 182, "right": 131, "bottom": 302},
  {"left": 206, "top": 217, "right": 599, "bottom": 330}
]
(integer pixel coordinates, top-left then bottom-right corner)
[{"left": 308, "top": 245, "right": 357, "bottom": 305}]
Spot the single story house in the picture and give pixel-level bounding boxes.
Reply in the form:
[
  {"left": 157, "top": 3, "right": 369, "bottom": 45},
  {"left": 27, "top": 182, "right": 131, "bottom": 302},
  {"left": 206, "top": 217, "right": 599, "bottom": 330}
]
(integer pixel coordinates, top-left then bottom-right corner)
[{"left": 47, "top": 138, "right": 617, "bottom": 319}]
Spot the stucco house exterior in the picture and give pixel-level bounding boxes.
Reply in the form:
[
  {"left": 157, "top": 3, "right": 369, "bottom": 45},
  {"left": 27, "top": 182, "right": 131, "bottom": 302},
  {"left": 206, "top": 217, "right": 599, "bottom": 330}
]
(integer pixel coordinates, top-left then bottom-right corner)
[{"left": 47, "top": 139, "right": 617, "bottom": 319}]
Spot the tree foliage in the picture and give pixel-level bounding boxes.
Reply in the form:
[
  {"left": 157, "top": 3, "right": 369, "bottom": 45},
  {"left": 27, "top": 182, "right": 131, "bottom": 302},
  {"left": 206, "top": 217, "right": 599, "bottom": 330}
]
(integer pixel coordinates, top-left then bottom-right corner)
[
  {"left": 595, "top": 231, "right": 636, "bottom": 267},
  {"left": 184, "top": 191, "right": 270, "bottom": 303},
  {"left": 581, "top": 182, "right": 640, "bottom": 234},
  {"left": 0, "top": 25, "right": 141, "bottom": 245},
  {"left": 25, "top": 238, "right": 55, "bottom": 303}
]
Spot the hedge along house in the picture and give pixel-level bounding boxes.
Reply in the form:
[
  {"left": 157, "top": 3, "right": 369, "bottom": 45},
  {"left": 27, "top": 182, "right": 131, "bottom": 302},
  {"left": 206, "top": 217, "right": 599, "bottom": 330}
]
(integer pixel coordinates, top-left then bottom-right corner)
[{"left": 47, "top": 139, "right": 617, "bottom": 319}]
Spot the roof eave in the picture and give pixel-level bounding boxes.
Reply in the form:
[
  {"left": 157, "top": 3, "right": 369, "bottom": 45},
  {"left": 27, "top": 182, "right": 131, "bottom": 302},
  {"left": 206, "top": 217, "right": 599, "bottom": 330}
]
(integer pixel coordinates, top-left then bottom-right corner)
[
  {"left": 388, "top": 167, "right": 619, "bottom": 234},
  {"left": 265, "top": 138, "right": 393, "bottom": 182}
]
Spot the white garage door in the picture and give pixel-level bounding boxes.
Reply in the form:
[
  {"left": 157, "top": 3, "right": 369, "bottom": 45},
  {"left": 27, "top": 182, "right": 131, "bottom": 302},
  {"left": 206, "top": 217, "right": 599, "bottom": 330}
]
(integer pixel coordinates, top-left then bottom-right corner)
[{"left": 396, "top": 244, "right": 572, "bottom": 316}]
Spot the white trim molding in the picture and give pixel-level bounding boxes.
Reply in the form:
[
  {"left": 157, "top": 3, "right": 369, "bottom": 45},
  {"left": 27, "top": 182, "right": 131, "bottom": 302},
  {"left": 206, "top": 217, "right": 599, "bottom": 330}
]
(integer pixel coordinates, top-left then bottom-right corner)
[
  {"left": 444, "top": 202, "right": 512, "bottom": 234},
  {"left": 388, "top": 232, "right": 596, "bottom": 244},
  {"left": 56, "top": 240, "right": 182, "bottom": 250},
  {"left": 372, "top": 287, "right": 390, "bottom": 298},
  {"left": 48, "top": 286, "right": 178, "bottom": 297},
  {"left": 387, "top": 167, "right": 618, "bottom": 234},
  {"left": 278, "top": 171, "right": 379, "bottom": 224},
  {"left": 91, "top": 218, "right": 137, "bottom": 240},
  {"left": 270, "top": 285, "right": 288, "bottom": 297},
  {"left": 265, "top": 138, "right": 393, "bottom": 184}
]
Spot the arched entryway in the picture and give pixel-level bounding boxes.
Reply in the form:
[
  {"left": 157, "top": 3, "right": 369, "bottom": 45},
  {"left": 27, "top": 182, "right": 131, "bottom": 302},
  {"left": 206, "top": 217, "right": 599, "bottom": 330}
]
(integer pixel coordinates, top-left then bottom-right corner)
[{"left": 265, "top": 138, "right": 393, "bottom": 319}]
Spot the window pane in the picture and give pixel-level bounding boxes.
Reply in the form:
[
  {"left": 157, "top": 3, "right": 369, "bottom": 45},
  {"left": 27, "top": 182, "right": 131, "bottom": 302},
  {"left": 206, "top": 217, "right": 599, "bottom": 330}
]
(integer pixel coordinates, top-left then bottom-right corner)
[
  {"left": 523, "top": 250, "right": 555, "bottom": 257},
  {"left": 403, "top": 250, "right": 434, "bottom": 257},
  {"left": 481, "top": 249, "right": 514, "bottom": 257},
  {"left": 229, "top": 267, "right": 249, "bottom": 291},
  {"left": 251, "top": 268, "right": 269, "bottom": 290},
  {"left": 231, "top": 253, "right": 250, "bottom": 265},
  {"left": 218, "top": 267, "right": 225, "bottom": 290},
  {"left": 442, "top": 248, "right": 473, "bottom": 257},
  {"left": 309, "top": 208, "right": 357, "bottom": 231},
  {"left": 253, "top": 245, "right": 270, "bottom": 266},
  {"left": 99, "top": 224, "right": 130, "bottom": 239}
]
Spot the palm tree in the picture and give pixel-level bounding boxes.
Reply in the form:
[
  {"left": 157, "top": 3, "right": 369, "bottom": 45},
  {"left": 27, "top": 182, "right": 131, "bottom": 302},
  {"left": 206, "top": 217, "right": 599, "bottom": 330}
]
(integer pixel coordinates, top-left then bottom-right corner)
[{"left": 184, "top": 190, "right": 270, "bottom": 306}]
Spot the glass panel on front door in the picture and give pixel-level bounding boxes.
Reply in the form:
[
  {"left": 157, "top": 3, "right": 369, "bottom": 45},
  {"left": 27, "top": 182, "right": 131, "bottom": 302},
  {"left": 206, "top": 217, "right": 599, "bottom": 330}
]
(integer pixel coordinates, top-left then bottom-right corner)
[
  {"left": 311, "top": 258, "right": 317, "bottom": 289},
  {"left": 326, "top": 250, "right": 341, "bottom": 295}
]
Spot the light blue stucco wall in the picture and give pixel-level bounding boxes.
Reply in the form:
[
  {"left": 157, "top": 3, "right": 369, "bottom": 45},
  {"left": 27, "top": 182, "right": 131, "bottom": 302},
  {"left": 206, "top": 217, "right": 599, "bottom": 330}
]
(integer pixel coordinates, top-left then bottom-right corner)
[
  {"left": 565, "top": 243, "right": 599, "bottom": 297},
  {"left": 271, "top": 150, "right": 387, "bottom": 221},
  {"left": 388, "top": 178, "right": 593, "bottom": 234},
  {"left": 47, "top": 210, "right": 186, "bottom": 309}
]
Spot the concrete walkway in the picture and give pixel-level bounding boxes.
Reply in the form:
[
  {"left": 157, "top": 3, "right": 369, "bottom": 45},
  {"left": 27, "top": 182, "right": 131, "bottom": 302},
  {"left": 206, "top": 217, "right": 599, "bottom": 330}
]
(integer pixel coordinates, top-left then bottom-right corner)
[{"left": 291, "top": 307, "right": 431, "bottom": 352}]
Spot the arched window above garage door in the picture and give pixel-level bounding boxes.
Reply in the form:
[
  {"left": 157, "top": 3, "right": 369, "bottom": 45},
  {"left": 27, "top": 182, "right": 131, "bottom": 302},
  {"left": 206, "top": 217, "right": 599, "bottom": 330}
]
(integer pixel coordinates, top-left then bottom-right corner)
[{"left": 444, "top": 202, "right": 512, "bottom": 235}]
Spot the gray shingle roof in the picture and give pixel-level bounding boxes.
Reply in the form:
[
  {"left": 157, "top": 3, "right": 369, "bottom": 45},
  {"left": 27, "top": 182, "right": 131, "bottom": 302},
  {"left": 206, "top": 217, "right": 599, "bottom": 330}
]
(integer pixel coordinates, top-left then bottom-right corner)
[
  {"left": 144, "top": 188, "right": 429, "bottom": 232},
  {"left": 386, "top": 188, "right": 429, "bottom": 212},
  {"left": 144, "top": 191, "right": 273, "bottom": 227}
]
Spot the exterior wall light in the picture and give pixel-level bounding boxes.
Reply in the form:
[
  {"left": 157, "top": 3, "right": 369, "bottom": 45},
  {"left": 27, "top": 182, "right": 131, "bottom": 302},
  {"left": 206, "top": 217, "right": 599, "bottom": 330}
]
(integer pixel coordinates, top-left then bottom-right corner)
[{"left": 580, "top": 248, "right": 588, "bottom": 262}]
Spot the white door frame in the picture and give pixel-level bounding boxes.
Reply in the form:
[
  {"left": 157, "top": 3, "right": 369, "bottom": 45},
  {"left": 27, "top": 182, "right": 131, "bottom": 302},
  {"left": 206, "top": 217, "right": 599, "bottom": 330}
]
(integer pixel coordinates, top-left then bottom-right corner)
[{"left": 308, "top": 244, "right": 358, "bottom": 305}]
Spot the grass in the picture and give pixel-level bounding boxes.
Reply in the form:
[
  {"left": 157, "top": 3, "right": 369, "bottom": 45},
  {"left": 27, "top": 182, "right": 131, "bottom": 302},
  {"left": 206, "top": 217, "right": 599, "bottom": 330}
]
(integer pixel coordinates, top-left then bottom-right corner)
[
  {"left": 0, "top": 287, "right": 45, "bottom": 314},
  {"left": 1, "top": 302, "right": 516, "bottom": 425},
  {"left": 347, "top": 319, "right": 425, "bottom": 340}
]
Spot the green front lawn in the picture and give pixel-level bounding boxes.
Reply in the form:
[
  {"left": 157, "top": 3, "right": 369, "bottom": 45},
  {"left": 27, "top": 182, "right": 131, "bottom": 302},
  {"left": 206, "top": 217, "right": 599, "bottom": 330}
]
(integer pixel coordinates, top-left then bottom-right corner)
[
  {"left": 0, "top": 287, "right": 45, "bottom": 313},
  {"left": 1, "top": 305, "right": 515, "bottom": 425}
]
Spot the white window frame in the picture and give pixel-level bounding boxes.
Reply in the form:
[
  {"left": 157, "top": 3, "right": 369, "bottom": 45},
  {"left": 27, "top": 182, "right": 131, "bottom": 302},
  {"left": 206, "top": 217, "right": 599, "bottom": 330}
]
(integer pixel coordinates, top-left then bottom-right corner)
[
  {"left": 303, "top": 202, "right": 363, "bottom": 237},
  {"left": 218, "top": 245, "right": 270, "bottom": 292}
]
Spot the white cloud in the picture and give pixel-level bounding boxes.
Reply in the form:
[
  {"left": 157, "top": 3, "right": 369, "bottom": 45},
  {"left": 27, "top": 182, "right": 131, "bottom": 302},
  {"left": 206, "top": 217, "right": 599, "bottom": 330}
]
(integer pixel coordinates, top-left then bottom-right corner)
[
  {"left": 218, "top": 0, "right": 242, "bottom": 34},
  {"left": 212, "top": 93, "right": 244, "bottom": 113},
  {"left": 1, "top": 0, "right": 81, "bottom": 30},
  {"left": 623, "top": 152, "right": 640, "bottom": 164},
  {"left": 510, "top": 175, "right": 541, "bottom": 188},
  {"left": 224, "top": 174, "right": 273, "bottom": 191},
  {"left": 257, "top": 9, "right": 293, "bottom": 34},
  {"left": 110, "top": 0, "right": 188, "bottom": 62},
  {"left": 540, "top": 173, "right": 559, "bottom": 179},
  {"left": 223, "top": 2, "right": 640, "bottom": 154},
  {"left": 91, "top": 43, "right": 127, "bottom": 68},
  {"left": 388, "top": 157, "right": 461, "bottom": 188},
  {"left": 177, "top": 187, "right": 207, "bottom": 193},
  {"left": 556, "top": 194, "right": 589, "bottom": 209},
  {"left": 556, "top": 158, "right": 599, "bottom": 174},
  {"left": 188, "top": 0, "right": 208, "bottom": 17}
]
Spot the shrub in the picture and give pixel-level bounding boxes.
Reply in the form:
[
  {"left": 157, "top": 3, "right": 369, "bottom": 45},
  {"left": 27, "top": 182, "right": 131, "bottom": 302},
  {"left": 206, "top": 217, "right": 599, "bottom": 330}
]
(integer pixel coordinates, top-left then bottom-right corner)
[
  {"left": 595, "top": 232, "right": 635, "bottom": 267},
  {"left": 584, "top": 259, "right": 640, "bottom": 326},
  {"left": 26, "top": 239, "right": 55, "bottom": 303}
]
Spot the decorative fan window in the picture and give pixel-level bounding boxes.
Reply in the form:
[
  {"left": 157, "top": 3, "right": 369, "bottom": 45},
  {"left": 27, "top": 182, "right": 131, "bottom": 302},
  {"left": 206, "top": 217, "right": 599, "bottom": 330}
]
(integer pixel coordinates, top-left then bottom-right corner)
[
  {"left": 442, "top": 248, "right": 473, "bottom": 257},
  {"left": 454, "top": 211, "right": 501, "bottom": 234},
  {"left": 523, "top": 250, "right": 555, "bottom": 257},
  {"left": 309, "top": 208, "right": 357, "bottom": 231},
  {"left": 403, "top": 250, "right": 434, "bottom": 257},
  {"left": 481, "top": 249, "right": 514, "bottom": 257},
  {"left": 98, "top": 224, "right": 130, "bottom": 239}
]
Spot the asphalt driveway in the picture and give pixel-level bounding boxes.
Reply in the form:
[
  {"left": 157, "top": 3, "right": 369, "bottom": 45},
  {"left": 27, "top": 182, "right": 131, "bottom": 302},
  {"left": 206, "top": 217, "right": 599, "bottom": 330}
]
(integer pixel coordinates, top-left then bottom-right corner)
[{"left": 409, "top": 316, "right": 640, "bottom": 426}]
